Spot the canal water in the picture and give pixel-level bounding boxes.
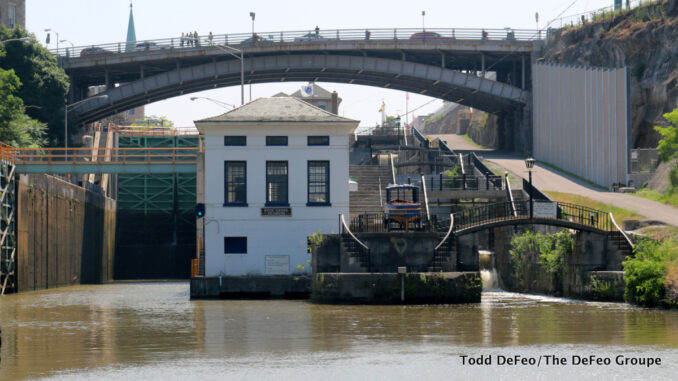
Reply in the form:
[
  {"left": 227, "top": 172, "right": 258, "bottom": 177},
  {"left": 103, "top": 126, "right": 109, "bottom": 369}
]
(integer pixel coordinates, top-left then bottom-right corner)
[{"left": 1, "top": 282, "right": 677, "bottom": 380}]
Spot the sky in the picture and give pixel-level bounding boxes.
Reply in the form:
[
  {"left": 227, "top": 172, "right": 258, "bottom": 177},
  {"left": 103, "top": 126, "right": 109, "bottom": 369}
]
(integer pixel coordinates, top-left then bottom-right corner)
[{"left": 26, "top": 0, "right": 617, "bottom": 128}]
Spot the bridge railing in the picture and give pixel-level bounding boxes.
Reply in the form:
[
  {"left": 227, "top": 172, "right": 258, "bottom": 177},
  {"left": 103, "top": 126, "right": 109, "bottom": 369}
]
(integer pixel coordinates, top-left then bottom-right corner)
[
  {"left": 88, "top": 124, "right": 199, "bottom": 136},
  {"left": 0, "top": 145, "right": 198, "bottom": 165},
  {"left": 52, "top": 27, "right": 543, "bottom": 57}
]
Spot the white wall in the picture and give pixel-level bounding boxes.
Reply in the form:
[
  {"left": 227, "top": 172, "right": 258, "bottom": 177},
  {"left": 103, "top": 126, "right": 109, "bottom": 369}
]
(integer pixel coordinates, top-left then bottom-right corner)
[
  {"left": 533, "top": 63, "right": 629, "bottom": 187},
  {"left": 201, "top": 124, "right": 352, "bottom": 276}
]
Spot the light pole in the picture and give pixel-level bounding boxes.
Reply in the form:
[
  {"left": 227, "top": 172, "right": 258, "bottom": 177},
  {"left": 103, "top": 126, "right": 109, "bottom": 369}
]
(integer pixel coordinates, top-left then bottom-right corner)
[
  {"left": 250, "top": 12, "right": 256, "bottom": 36},
  {"left": 0, "top": 36, "right": 30, "bottom": 44},
  {"left": 44, "top": 28, "right": 59, "bottom": 55},
  {"left": 525, "top": 156, "right": 535, "bottom": 219},
  {"left": 190, "top": 96, "right": 236, "bottom": 109},
  {"left": 213, "top": 44, "right": 245, "bottom": 106},
  {"left": 64, "top": 95, "right": 108, "bottom": 159},
  {"left": 421, "top": 10, "right": 426, "bottom": 32},
  {"left": 60, "top": 39, "right": 74, "bottom": 57}
]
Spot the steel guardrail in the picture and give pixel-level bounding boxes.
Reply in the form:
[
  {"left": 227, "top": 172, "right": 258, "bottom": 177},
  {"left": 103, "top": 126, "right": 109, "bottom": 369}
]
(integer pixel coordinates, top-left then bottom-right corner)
[{"left": 52, "top": 27, "right": 544, "bottom": 57}]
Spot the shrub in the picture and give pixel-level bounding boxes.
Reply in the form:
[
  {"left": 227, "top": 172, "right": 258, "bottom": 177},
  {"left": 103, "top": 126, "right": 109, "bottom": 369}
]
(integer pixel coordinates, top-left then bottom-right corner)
[{"left": 623, "top": 238, "right": 678, "bottom": 307}]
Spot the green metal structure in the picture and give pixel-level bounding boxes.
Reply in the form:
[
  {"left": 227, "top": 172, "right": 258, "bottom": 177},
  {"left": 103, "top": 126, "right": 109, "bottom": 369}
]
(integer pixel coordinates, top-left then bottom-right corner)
[{"left": 115, "top": 134, "right": 198, "bottom": 279}]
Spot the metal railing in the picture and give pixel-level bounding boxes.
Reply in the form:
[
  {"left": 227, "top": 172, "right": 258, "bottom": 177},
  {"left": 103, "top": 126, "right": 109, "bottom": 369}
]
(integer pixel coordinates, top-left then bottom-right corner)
[
  {"left": 549, "top": 0, "right": 660, "bottom": 29},
  {"left": 52, "top": 27, "right": 543, "bottom": 58},
  {"left": 0, "top": 144, "right": 198, "bottom": 165},
  {"left": 348, "top": 212, "right": 448, "bottom": 233},
  {"left": 89, "top": 124, "right": 199, "bottom": 137}
]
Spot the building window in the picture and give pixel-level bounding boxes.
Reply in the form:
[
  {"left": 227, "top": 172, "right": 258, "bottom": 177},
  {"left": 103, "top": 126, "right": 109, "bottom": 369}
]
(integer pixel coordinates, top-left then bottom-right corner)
[
  {"left": 224, "top": 161, "right": 247, "bottom": 206},
  {"left": 224, "top": 136, "right": 246, "bottom": 146},
  {"left": 317, "top": 104, "right": 327, "bottom": 110},
  {"left": 8, "top": 6, "right": 16, "bottom": 28},
  {"left": 307, "top": 136, "right": 329, "bottom": 146},
  {"left": 224, "top": 237, "right": 247, "bottom": 254},
  {"left": 307, "top": 161, "right": 330, "bottom": 206},
  {"left": 266, "top": 136, "right": 288, "bottom": 146},
  {"left": 266, "top": 161, "right": 288, "bottom": 206}
]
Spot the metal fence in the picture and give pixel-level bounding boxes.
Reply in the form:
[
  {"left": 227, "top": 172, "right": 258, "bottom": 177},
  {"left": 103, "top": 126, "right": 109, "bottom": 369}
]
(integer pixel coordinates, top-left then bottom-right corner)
[
  {"left": 629, "top": 148, "right": 659, "bottom": 173},
  {"left": 549, "top": 0, "right": 660, "bottom": 29},
  {"left": 52, "top": 27, "right": 543, "bottom": 57}
]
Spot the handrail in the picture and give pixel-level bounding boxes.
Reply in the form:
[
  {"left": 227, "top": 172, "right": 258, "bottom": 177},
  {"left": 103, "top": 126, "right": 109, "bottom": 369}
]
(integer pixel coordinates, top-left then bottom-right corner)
[
  {"left": 609, "top": 212, "right": 635, "bottom": 250},
  {"left": 505, "top": 173, "right": 517, "bottom": 217},
  {"left": 389, "top": 153, "right": 396, "bottom": 184},
  {"left": 340, "top": 214, "right": 369, "bottom": 251},
  {"left": 52, "top": 27, "right": 544, "bottom": 57},
  {"left": 438, "top": 138, "right": 456, "bottom": 155},
  {"left": 420, "top": 174, "right": 431, "bottom": 222},
  {"left": 458, "top": 153, "right": 466, "bottom": 175},
  {"left": 434, "top": 214, "right": 454, "bottom": 251}
]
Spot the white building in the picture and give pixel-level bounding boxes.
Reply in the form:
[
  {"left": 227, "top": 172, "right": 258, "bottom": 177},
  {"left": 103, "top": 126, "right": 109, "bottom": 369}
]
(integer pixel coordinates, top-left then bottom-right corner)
[{"left": 195, "top": 97, "right": 359, "bottom": 277}]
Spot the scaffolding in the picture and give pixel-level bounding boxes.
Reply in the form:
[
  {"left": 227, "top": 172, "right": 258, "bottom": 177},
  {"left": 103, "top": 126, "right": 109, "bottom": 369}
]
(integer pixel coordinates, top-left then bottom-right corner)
[{"left": 0, "top": 159, "right": 17, "bottom": 294}]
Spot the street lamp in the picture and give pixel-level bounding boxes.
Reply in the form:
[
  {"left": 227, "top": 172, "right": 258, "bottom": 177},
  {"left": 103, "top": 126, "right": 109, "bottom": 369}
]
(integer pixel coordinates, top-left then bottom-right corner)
[
  {"left": 44, "top": 28, "right": 59, "bottom": 54},
  {"left": 525, "top": 156, "right": 536, "bottom": 219},
  {"left": 250, "top": 12, "right": 256, "bottom": 36},
  {"left": 64, "top": 95, "right": 108, "bottom": 158},
  {"left": 0, "top": 36, "right": 30, "bottom": 44},
  {"left": 422, "top": 10, "right": 426, "bottom": 32},
  {"left": 213, "top": 44, "right": 245, "bottom": 106},
  {"left": 190, "top": 96, "right": 236, "bottom": 109},
  {"left": 60, "top": 39, "right": 74, "bottom": 57}
]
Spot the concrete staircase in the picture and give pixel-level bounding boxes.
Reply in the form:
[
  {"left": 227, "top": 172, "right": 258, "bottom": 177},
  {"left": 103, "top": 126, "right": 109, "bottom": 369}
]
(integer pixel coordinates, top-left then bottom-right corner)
[
  {"left": 429, "top": 236, "right": 455, "bottom": 272},
  {"left": 341, "top": 234, "right": 370, "bottom": 272},
  {"left": 349, "top": 164, "right": 392, "bottom": 216}
]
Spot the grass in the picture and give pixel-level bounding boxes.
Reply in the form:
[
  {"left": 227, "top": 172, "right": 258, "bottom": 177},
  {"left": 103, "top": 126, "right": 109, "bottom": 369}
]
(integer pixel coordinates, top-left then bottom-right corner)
[
  {"left": 460, "top": 134, "right": 487, "bottom": 149},
  {"left": 634, "top": 188, "right": 678, "bottom": 207},
  {"left": 482, "top": 159, "right": 521, "bottom": 188},
  {"left": 635, "top": 225, "right": 678, "bottom": 241},
  {"left": 537, "top": 160, "right": 608, "bottom": 191},
  {"left": 544, "top": 191, "right": 644, "bottom": 225}
]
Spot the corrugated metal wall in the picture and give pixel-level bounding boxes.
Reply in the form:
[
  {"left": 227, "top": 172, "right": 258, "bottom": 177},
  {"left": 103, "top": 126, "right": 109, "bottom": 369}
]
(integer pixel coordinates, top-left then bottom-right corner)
[{"left": 533, "top": 63, "right": 629, "bottom": 187}]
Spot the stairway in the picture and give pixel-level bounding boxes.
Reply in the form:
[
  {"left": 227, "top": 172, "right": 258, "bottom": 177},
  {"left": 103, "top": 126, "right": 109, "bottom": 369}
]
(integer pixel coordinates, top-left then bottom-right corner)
[
  {"left": 429, "top": 236, "right": 455, "bottom": 272},
  {"left": 341, "top": 234, "right": 370, "bottom": 271},
  {"left": 349, "top": 164, "right": 392, "bottom": 216},
  {"left": 607, "top": 231, "right": 634, "bottom": 258}
]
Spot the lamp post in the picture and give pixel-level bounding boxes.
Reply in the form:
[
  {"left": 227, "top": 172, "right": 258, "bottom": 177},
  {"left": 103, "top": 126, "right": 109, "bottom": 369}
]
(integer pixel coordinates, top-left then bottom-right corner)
[
  {"left": 44, "top": 28, "right": 59, "bottom": 54},
  {"left": 59, "top": 39, "right": 74, "bottom": 57},
  {"left": 421, "top": 10, "right": 426, "bottom": 32},
  {"left": 250, "top": 12, "right": 256, "bottom": 36},
  {"left": 0, "top": 36, "right": 30, "bottom": 44},
  {"left": 213, "top": 44, "right": 245, "bottom": 106},
  {"left": 64, "top": 95, "right": 108, "bottom": 159},
  {"left": 525, "top": 156, "right": 535, "bottom": 219},
  {"left": 190, "top": 96, "right": 236, "bottom": 109}
]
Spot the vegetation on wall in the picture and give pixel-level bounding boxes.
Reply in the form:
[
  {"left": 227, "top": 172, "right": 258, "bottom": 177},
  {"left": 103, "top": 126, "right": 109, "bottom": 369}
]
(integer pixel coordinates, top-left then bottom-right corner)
[
  {"left": 509, "top": 230, "right": 574, "bottom": 292},
  {"left": 0, "top": 26, "right": 69, "bottom": 147},
  {"left": 635, "top": 108, "right": 678, "bottom": 206}
]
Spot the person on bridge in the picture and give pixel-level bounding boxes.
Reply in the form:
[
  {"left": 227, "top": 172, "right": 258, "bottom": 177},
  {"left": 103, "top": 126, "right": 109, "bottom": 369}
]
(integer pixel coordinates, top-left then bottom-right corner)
[
  {"left": 365, "top": 29, "right": 371, "bottom": 40},
  {"left": 181, "top": 32, "right": 185, "bottom": 47},
  {"left": 194, "top": 31, "right": 200, "bottom": 47},
  {"left": 209, "top": 31, "right": 214, "bottom": 45},
  {"left": 315, "top": 26, "right": 320, "bottom": 37}
]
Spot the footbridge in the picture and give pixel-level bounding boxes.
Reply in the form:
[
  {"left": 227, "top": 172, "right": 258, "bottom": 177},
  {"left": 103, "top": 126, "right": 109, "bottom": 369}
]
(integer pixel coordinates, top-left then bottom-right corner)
[{"left": 58, "top": 28, "right": 542, "bottom": 124}]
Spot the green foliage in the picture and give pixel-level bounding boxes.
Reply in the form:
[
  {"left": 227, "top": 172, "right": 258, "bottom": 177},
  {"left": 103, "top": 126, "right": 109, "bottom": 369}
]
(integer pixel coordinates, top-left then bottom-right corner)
[
  {"left": 654, "top": 108, "right": 678, "bottom": 162},
  {"left": 308, "top": 232, "right": 323, "bottom": 247},
  {"left": 623, "top": 238, "right": 678, "bottom": 307},
  {"left": 0, "top": 26, "right": 69, "bottom": 146},
  {"left": 135, "top": 115, "right": 175, "bottom": 127},
  {"left": 589, "top": 275, "right": 614, "bottom": 300},
  {"left": 509, "top": 230, "right": 574, "bottom": 288},
  {"left": 0, "top": 67, "right": 47, "bottom": 147}
]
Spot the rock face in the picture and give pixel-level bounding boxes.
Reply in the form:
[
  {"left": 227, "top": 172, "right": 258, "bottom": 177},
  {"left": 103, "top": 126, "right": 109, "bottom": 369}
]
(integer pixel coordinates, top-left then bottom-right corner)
[{"left": 543, "top": 0, "right": 678, "bottom": 148}]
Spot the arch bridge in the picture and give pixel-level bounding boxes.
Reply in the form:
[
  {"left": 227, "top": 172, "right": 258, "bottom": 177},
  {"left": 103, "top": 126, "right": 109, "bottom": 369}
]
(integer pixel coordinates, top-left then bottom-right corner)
[{"left": 59, "top": 28, "right": 543, "bottom": 126}]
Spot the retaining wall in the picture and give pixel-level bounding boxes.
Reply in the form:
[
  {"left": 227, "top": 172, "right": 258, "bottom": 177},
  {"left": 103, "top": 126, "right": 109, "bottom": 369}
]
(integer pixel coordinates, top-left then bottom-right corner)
[{"left": 16, "top": 174, "right": 116, "bottom": 291}]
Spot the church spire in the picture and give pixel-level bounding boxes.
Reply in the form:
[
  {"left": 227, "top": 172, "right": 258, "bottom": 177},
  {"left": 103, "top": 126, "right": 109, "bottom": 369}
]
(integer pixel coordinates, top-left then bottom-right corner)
[{"left": 125, "top": 1, "right": 137, "bottom": 52}]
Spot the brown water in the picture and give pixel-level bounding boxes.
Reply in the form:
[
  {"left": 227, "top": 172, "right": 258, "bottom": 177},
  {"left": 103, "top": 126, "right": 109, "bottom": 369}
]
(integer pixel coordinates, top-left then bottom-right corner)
[{"left": 1, "top": 282, "right": 677, "bottom": 380}]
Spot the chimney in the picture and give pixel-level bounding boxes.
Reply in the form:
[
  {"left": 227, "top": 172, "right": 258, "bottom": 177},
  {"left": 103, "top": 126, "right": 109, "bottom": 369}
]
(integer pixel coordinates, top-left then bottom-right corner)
[{"left": 331, "top": 91, "right": 339, "bottom": 114}]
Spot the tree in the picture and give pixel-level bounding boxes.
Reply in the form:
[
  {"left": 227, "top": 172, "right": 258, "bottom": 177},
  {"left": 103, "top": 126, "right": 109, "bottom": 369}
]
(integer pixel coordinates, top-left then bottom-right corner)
[
  {"left": 0, "top": 26, "right": 69, "bottom": 146},
  {"left": 655, "top": 108, "right": 678, "bottom": 162},
  {"left": 654, "top": 108, "right": 678, "bottom": 189},
  {"left": 136, "top": 115, "right": 175, "bottom": 127},
  {"left": 0, "top": 53, "right": 47, "bottom": 147}
]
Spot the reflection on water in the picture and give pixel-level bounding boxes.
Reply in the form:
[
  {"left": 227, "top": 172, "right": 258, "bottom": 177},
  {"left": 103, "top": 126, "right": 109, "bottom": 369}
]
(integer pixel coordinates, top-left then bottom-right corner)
[{"left": 1, "top": 283, "right": 677, "bottom": 380}]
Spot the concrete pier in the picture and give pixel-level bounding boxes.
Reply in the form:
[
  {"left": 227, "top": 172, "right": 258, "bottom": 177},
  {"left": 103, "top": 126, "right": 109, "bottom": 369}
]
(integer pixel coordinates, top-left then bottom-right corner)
[{"left": 190, "top": 275, "right": 311, "bottom": 299}]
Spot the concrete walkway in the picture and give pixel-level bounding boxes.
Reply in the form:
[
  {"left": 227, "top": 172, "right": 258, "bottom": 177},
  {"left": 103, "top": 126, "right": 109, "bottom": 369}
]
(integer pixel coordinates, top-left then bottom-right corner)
[{"left": 430, "top": 134, "right": 678, "bottom": 228}]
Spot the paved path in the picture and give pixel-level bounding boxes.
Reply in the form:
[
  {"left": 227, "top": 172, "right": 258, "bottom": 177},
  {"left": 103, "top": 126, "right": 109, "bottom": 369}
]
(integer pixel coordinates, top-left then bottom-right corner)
[{"left": 430, "top": 134, "right": 678, "bottom": 227}]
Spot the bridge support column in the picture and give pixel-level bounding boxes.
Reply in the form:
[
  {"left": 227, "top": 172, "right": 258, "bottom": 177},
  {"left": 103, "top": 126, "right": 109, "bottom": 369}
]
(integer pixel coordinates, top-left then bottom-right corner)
[
  {"left": 481, "top": 53, "right": 485, "bottom": 78},
  {"left": 105, "top": 69, "right": 110, "bottom": 89},
  {"left": 140, "top": 65, "right": 144, "bottom": 80},
  {"left": 521, "top": 54, "right": 526, "bottom": 90}
]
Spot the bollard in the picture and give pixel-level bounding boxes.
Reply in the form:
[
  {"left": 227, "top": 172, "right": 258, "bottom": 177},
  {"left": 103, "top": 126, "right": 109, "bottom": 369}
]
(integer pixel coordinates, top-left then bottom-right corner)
[{"left": 398, "top": 266, "right": 407, "bottom": 302}]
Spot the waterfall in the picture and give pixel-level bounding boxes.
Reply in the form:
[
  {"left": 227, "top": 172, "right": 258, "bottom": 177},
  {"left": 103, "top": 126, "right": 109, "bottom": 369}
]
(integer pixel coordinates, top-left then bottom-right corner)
[{"left": 479, "top": 250, "right": 499, "bottom": 290}]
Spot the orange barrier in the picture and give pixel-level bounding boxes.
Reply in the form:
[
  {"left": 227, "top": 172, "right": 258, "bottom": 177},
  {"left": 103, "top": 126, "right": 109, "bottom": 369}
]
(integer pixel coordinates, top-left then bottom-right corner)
[{"left": 0, "top": 144, "right": 198, "bottom": 165}]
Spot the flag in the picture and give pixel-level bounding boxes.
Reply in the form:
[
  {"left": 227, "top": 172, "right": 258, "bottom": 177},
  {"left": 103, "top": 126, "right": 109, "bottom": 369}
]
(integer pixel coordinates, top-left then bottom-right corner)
[
  {"left": 406, "top": 93, "right": 410, "bottom": 101},
  {"left": 378, "top": 102, "right": 385, "bottom": 112},
  {"left": 300, "top": 83, "right": 313, "bottom": 97}
]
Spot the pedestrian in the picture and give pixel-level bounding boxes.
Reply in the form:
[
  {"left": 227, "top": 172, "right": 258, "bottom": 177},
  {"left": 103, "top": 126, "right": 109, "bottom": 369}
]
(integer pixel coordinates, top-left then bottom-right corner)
[
  {"left": 315, "top": 25, "right": 320, "bottom": 37},
  {"left": 180, "top": 32, "right": 185, "bottom": 47},
  {"left": 188, "top": 31, "right": 193, "bottom": 46},
  {"left": 365, "top": 29, "right": 371, "bottom": 40},
  {"left": 194, "top": 31, "right": 200, "bottom": 47},
  {"left": 208, "top": 31, "right": 214, "bottom": 45}
]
